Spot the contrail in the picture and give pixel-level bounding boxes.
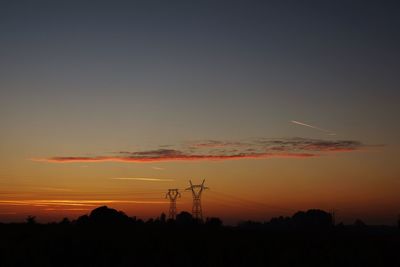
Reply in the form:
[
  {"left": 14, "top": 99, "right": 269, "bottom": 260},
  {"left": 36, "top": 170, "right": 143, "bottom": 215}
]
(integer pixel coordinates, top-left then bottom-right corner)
[
  {"left": 111, "top": 177, "right": 174, "bottom": 182},
  {"left": 291, "top": 120, "right": 336, "bottom": 135}
]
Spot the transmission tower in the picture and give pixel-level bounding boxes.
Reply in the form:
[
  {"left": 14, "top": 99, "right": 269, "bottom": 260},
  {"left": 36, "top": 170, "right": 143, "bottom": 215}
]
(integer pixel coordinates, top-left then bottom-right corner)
[
  {"left": 186, "top": 179, "right": 209, "bottom": 221},
  {"left": 165, "top": 189, "right": 181, "bottom": 220}
]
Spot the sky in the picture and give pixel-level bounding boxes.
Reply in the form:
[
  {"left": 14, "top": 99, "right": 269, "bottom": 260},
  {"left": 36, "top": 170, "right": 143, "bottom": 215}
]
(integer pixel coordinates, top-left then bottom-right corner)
[{"left": 0, "top": 0, "right": 399, "bottom": 224}]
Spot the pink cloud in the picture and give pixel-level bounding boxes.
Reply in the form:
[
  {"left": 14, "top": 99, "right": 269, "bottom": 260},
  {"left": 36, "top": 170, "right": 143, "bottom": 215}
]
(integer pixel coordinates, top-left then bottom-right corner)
[
  {"left": 32, "top": 138, "right": 372, "bottom": 164},
  {"left": 34, "top": 152, "right": 316, "bottom": 163}
]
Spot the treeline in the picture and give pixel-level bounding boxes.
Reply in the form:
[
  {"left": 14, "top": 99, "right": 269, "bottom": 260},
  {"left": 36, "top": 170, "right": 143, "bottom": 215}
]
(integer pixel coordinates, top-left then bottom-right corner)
[
  {"left": 0, "top": 206, "right": 399, "bottom": 267},
  {"left": 15, "top": 206, "right": 392, "bottom": 230}
]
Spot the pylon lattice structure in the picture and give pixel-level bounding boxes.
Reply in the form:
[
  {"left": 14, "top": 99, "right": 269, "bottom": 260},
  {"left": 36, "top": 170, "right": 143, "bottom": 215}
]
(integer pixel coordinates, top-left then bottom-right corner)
[
  {"left": 186, "top": 179, "right": 209, "bottom": 221},
  {"left": 165, "top": 189, "right": 181, "bottom": 220}
]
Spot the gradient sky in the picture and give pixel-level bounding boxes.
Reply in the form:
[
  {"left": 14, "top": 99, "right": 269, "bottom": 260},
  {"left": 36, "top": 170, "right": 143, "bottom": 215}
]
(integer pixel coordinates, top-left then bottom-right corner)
[{"left": 0, "top": 0, "right": 399, "bottom": 224}]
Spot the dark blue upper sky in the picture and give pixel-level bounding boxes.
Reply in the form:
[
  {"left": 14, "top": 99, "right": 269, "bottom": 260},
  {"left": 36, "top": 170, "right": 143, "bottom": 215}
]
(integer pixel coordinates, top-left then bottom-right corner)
[{"left": 1, "top": 0, "right": 399, "bottom": 142}]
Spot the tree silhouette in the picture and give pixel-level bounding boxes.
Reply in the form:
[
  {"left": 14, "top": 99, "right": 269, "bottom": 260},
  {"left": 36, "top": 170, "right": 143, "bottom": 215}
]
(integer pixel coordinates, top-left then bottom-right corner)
[
  {"left": 26, "top": 215, "right": 36, "bottom": 225},
  {"left": 59, "top": 217, "right": 71, "bottom": 225},
  {"left": 176, "top": 211, "right": 194, "bottom": 225},
  {"left": 292, "top": 209, "right": 333, "bottom": 229},
  {"left": 354, "top": 219, "right": 366, "bottom": 228},
  {"left": 159, "top": 212, "right": 166, "bottom": 223},
  {"left": 205, "top": 217, "right": 223, "bottom": 227},
  {"left": 88, "top": 206, "right": 131, "bottom": 225}
]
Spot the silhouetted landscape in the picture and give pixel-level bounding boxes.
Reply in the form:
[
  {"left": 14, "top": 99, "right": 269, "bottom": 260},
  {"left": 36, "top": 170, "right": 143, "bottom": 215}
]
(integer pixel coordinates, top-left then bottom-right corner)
[{"left": 0, "top": 206, "right": 399, "bottom": 267}]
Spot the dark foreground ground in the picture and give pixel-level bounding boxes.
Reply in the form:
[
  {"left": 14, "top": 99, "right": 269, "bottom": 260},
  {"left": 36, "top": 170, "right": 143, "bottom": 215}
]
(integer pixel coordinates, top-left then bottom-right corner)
[{"left": 0, "top": 208, "right": 399, "bottom": 267}]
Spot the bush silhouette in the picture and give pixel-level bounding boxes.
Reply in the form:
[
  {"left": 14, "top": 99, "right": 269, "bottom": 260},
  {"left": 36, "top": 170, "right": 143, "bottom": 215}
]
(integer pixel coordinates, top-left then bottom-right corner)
[
  {"left": 354, "top": 218, "right": 367, "bottom": 228},
  {"left": 176, "top": 211, "right": 194, "bottom": 225},
  {"left": 205, "top": 217, "right": 223, "bottom": 227},
  {"left": 292, "top": 209, "right": 333, "bottom": 229},
  {"left": 59, "top": 217, "right": 71, "bottom": 225},
  {"left": 76, "top": 206, "right": 131, "bottom": 225},
  {"left": 26, "top": 215, "right": 37, "bottom": 225},
  {"left": 89, "top": 206, "right": 131, "bottom": 224}
]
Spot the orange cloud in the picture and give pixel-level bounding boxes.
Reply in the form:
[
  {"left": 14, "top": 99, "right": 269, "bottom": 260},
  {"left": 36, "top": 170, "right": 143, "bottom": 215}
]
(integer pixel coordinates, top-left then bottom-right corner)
[
  {"left": 34, "top": 152, "right": 316, "bottom": 163},
  {"left": 32, "top": 138, "right": 370, "bottom": 164}
]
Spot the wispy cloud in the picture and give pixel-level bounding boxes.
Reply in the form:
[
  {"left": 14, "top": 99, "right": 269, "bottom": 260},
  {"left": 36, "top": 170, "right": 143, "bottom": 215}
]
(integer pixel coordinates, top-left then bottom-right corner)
[
  {"left": 291, "top": 120, "right": 336, "bottom": 135},
  {"left": 34, "top": 187, "right": 73, "bottom": 192},
  {"left": 0, "top": 199, "right": 169, "bottom": 207},
  {"left": 189, "top": 140, "right": 245, "bottom": 148},
  {"left": 33, "top": 151, "right": 316, "bottom": 163},
  {"left": 151, "top": 166, "right": 165, "bottom": 170},
  {"left": 32, "top": 137, "right": 371, "bottom": 164},
  {"left": 110, "top": 177, "right": 174, "bottom": 182},
  {"left": 44, "top": 208, "right": 90, "bottom": 211}
]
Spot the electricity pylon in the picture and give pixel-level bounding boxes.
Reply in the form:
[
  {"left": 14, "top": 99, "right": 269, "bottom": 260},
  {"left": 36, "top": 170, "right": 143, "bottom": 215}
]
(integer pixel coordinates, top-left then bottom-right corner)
[
  {"left": 186, "top": 179, "right": 209, "bottom": 221},
  {"left": 165, "top": 189, "right": 181, "bottom": 220}
]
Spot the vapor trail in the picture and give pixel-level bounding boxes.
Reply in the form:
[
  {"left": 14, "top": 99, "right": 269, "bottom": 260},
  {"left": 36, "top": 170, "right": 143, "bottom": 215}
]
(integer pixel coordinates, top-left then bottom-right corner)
[{"left": 291, "top": 120, "right": 336, "bottom": 135}]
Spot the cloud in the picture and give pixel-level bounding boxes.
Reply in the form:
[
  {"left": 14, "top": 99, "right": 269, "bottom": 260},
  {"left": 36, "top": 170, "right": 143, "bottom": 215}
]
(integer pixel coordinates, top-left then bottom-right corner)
[
  {"left": 0, "top": 199, "right": 169, "bottom": 207},
  {"left": 44, "top": 208, "right": 91, "bottom": 211},
  {"left": 34, "top": 152, "right": 316, "bottom": 164},
  {"left": 34, "top": 187, "right": 73, "bottom": 192},
  {"left": 110, "top": 177, "right": 174, "bottom": 182},
  {"left": 151, "top": 166, "right": 165, "bottom": 170},
  {"left": 189, "top": 140, "right": 245, "bottom": 148},
  {"left": 32, "top": 138, "right": 370, "bottom": 164},
  {"left": 257, "top": 138, "right": 363, "bottom": 152}
]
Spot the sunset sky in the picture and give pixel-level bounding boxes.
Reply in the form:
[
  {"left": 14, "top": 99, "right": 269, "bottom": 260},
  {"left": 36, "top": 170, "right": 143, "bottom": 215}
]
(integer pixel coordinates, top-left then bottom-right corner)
[{"left": 0, "top": 0, "right": 399, "bottom": 224}]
